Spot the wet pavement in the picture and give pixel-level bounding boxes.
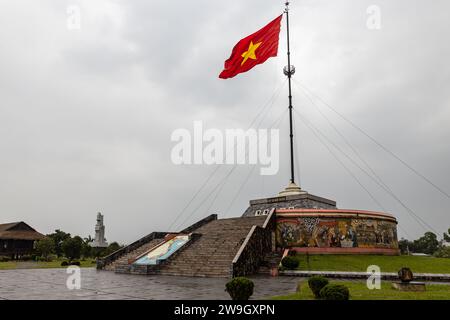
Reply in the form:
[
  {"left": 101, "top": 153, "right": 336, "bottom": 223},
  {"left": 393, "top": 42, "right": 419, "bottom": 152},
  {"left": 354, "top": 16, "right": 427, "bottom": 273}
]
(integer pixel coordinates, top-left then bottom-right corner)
[{"left": 0, "top": 268, "right": 299, "bottom": 300}]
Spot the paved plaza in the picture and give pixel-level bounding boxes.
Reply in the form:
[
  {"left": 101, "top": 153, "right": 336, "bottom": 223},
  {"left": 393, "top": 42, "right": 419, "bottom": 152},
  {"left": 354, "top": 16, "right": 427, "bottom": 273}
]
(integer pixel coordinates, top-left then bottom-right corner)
[{"left": 0, "top": 268, "right": 299, "bottom": 300}]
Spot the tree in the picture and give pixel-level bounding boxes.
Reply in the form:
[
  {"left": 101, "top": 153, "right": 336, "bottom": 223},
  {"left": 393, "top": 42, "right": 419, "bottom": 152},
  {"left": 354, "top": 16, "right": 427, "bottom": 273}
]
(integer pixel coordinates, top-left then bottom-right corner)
[
  {"left": 61, "top": 236, "right": 83, "bottom": 261},
  {"left": 434, "top": 246, "right": 450, "bottom": 258},
  {"left": 443, "top": 228, "right": 450, "bottom": 243},
  {"left": 413, "top": 232, "right": 439, "bottom": 255},
  {"left": 107, "top": 242, "right": 121, "bottom": 253},
  {"left": 81, "top": 237, "right": 93, "bottom": 259},
  {"left": 398, "top": 238, "right": 414, "bottom": 255},
  {"left": 35, "top": 237, "right": 55, "bottom": 260},
  {"left": 47, "top": 230, "right": 71, "bottom": 257},
  {"left": 98, "top": 242, "right": 122, "bottom": 257}
]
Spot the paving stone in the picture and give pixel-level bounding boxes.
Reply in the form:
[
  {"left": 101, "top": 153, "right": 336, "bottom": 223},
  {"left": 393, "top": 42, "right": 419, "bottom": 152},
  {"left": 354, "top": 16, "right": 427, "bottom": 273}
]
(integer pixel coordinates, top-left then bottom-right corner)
[{"left": 0, "top": 268, "right": 298, "bottom": 300}]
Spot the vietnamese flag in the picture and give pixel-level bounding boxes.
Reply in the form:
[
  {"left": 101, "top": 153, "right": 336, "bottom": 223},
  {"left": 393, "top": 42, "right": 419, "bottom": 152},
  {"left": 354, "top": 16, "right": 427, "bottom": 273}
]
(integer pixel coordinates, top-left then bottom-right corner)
[{"left": 219, "top": 15, "right": 283, "bottom": 79}]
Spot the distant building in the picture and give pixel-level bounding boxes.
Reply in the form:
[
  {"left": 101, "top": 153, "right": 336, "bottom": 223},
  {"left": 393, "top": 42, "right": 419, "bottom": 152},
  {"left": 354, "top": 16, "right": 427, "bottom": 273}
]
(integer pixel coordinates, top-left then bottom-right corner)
[
  {"left": 92, "top": 212, "right": 108, "bottom": 248},
  {"left": 0, "top": 222, "right": 45, "bottom": 259}
]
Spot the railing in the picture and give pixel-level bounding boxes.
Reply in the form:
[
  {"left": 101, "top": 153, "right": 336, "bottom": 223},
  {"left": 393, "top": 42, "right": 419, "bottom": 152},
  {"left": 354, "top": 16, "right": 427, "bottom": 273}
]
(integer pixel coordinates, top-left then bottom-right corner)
[
  {"left": 231, "top": 209, "right": 276, "bottom": 277},
  {"left": 180, "top": 214, "right": 217, "bottom": 234}
]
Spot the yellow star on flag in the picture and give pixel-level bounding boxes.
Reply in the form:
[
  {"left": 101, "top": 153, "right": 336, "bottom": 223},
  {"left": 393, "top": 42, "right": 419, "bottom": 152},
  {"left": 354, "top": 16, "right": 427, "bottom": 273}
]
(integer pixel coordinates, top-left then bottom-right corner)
[{"left": 241, "top": 41, "right": 262, "bottom": 66}]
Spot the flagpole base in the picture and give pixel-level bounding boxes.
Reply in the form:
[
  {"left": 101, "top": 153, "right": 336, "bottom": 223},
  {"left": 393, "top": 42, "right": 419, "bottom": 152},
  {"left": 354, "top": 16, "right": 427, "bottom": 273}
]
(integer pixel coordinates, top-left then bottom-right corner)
[{"left": 278, "top": 181, "right": 307, "bottom": 196}]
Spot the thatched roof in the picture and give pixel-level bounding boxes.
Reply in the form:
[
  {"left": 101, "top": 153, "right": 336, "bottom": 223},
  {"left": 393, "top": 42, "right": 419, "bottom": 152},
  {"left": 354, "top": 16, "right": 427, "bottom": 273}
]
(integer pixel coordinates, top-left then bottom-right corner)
[{"left": 0, "top": 221, "right": 45, "bottom": 241}]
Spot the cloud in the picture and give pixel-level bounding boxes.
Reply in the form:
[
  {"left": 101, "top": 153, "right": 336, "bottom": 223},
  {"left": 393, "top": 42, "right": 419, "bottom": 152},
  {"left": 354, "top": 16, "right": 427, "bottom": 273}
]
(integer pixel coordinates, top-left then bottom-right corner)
[{"left": 0, "top": 0, "right": 449, "bottom": 243}]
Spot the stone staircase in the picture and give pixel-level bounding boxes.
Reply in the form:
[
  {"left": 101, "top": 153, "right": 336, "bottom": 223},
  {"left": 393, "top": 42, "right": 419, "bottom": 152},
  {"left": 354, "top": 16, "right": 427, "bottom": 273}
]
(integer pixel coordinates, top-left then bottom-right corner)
[
  {"left": 104, "top": 238, "right": 165, "bottom": 272},
  {"left": 158, "top": 216, "right": 267, "bottom": 277},
  {"left": 100, "top": 214, "right": 269, "bottom": 277}
]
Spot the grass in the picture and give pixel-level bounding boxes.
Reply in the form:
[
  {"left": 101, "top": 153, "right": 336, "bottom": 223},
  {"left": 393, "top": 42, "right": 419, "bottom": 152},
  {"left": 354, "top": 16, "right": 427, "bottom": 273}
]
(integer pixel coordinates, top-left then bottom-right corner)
[
  {"left": 272, "top": 279, "right": 450, "bottom": 300},
  {"left": 0, "top": 259, "right": 96, "bottom": 270},
  {"left": 294, "top": 254, "right": 450, "bottom": 274}
]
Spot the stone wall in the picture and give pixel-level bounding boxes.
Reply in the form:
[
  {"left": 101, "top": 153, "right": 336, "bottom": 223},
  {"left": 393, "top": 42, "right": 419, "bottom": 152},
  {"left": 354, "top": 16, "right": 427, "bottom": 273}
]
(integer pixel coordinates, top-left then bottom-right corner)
[
  {"left": 180, "top": 214, "right": 217, "bottom": 233},
  {"left": 231, "top": 210, "right": 276, "bottom": 277}
]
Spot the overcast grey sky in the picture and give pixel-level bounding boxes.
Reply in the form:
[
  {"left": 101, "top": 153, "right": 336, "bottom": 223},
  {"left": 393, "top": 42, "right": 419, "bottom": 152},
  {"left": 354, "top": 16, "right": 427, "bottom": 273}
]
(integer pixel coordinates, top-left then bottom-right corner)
[{"left": 1, "top": 0, "right": 449, "bottom": 244}]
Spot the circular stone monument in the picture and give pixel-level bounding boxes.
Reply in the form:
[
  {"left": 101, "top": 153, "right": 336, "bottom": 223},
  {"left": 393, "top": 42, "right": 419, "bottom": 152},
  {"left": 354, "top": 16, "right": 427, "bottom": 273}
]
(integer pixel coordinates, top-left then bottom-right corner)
[{"left": 242, "top": 182, "right": 400, "bottom": 255}]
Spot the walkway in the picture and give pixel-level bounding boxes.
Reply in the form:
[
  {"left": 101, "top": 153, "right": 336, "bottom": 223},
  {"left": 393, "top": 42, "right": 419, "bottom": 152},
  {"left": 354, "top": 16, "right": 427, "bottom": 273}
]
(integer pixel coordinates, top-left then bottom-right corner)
[{"left": 0, "top": 268, "right": 298, "bottom": 300}]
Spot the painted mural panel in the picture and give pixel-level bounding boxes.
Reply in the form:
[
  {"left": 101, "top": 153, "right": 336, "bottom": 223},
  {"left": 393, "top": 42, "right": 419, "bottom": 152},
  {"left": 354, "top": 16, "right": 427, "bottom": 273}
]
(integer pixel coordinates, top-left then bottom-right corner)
[
  {"left": 134, "top": 235, "right": 190, "bottom": 265},
  {"left": 276, "top": 217, "right": 398, "bottom": 249}
]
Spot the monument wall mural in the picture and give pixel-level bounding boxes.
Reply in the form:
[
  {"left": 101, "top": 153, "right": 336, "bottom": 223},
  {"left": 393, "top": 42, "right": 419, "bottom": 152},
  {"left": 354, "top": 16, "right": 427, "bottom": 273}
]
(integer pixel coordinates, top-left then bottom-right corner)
[
  {"left": 276, "top": 216, "right": 399, "bottom": 250},
  {"left": 134, "top": 235, "right": 190, "bottom": 265}
]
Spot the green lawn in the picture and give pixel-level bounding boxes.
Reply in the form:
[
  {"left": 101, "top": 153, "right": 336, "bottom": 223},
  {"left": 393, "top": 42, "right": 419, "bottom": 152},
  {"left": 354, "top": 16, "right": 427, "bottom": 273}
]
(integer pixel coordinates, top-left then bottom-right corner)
[
  {"left": 294, "top": 254, "right": 450, "bottom": 274},
  {"left": 0, "top": 259, "right": 96, "bottom": 270},
  {"left": 272, "top": 280, "right": 450, "bottom": 300}
]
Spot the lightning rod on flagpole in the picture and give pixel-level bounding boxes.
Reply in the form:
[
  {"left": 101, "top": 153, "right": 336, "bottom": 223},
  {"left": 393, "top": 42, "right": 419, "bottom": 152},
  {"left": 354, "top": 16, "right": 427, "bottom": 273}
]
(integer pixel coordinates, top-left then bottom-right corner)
[{"left": 284, "top": 1, "right": 296, "bottom": 184}]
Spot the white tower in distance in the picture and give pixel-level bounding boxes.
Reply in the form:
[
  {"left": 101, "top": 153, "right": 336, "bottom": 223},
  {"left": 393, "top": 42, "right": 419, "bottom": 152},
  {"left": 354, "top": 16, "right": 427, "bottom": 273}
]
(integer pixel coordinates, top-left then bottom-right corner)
[{"left": 92, "top": 212, "right": 108, "bottom": 248}]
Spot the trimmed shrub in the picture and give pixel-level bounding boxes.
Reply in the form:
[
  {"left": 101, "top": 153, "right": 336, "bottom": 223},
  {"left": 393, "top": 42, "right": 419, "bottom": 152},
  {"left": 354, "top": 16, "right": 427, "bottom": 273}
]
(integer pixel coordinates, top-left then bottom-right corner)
[
  {"left": 287, "top": 250, "right": 297, "bottom": 256},
  {"left": 319, "top": 284, "right": 350, "bottom": 301},
  {"left": 281, "top": 256, "right": 299, "bottom": 270},
  {"left": 225, "top": 277, "right": 254, "bottom": 300},
  {"left": 0, "top": 256, "right": 10, "bottom": 262},
  {"left": 60, "top": 261, "right": 69, "bottom": 266},
  {"left": 308, "top": 276, "right": 329, "bottom": 299},
  {"left": 70, "top": 261, "right": 81, "bottom": 266}
]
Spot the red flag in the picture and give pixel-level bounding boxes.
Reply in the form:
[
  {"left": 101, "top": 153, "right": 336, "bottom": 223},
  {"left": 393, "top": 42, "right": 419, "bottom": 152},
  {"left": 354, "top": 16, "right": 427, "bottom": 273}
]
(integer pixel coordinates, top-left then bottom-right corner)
[{"left": 219, "top": 15, "right": 283, "bottom": 79}]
